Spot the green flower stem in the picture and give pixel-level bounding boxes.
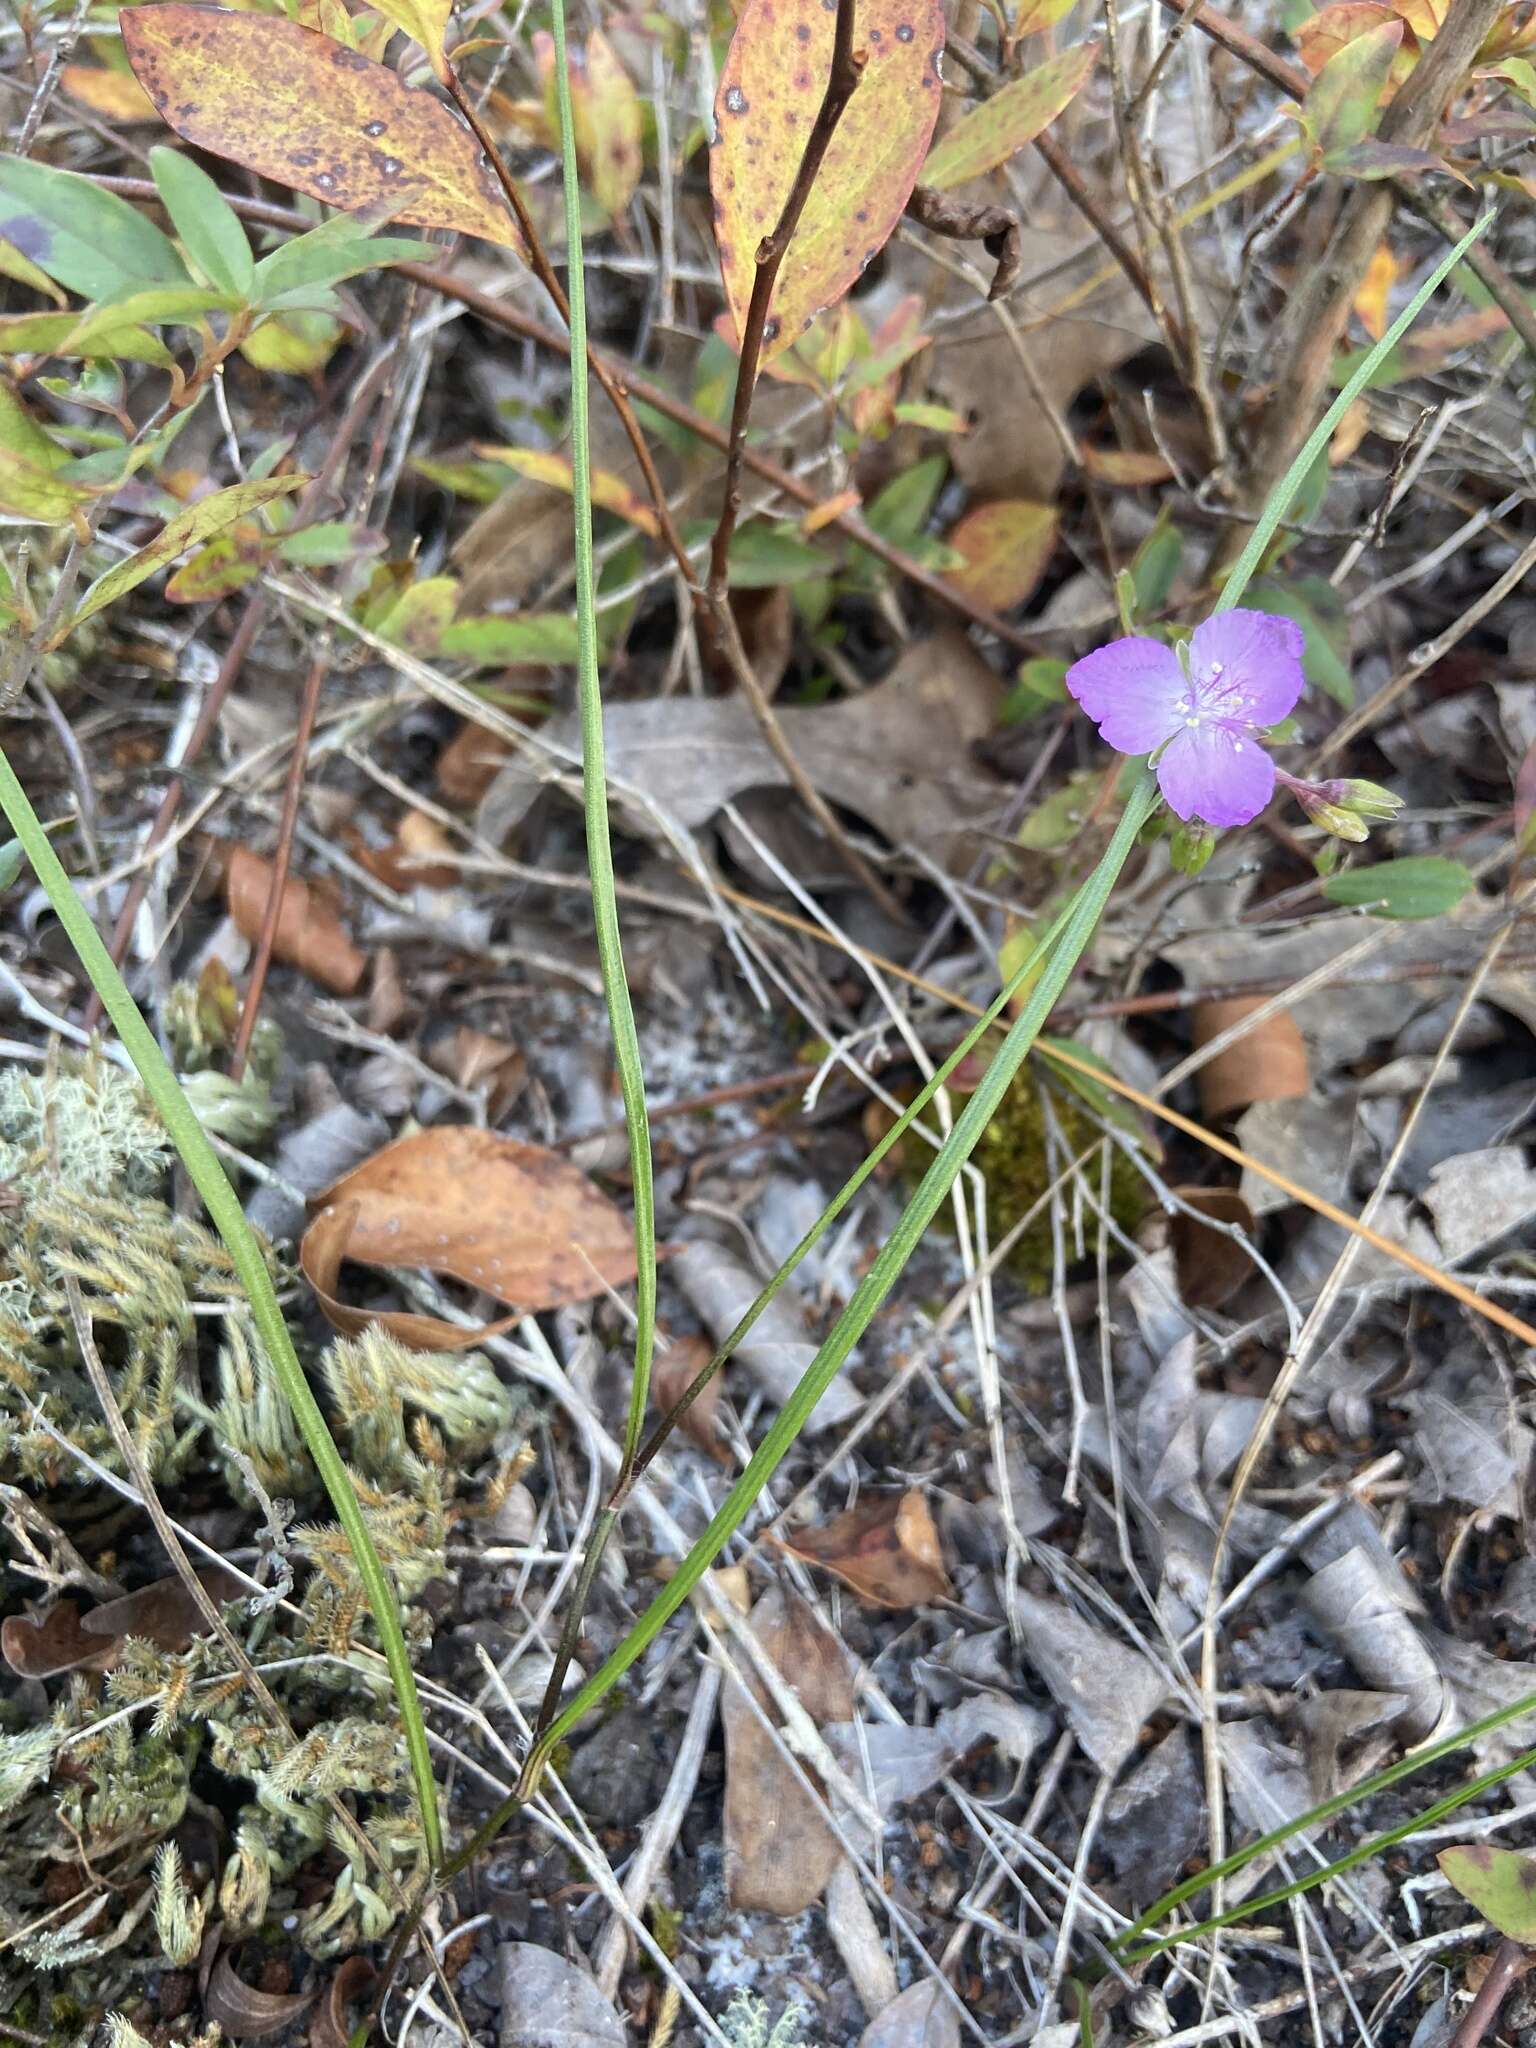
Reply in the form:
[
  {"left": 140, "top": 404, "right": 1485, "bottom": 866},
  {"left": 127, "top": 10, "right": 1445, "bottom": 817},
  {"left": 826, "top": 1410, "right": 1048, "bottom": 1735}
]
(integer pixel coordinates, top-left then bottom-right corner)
[
  {"left": 547, "top": 0, "right": 656, "bottom": 1484},
  {"left": 1216, "top": 210, "right": 1492, "bottom": 614},
  {"left": 0, "top": 742, "right": 444, "bottom": 1872},
  {"left": 518, "top": 770, "right": 1158, "bottom": 1792}
]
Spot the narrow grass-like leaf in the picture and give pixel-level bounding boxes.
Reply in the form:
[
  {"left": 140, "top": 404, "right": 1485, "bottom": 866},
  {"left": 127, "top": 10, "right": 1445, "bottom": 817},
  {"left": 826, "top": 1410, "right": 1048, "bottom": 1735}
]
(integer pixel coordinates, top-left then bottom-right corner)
[
  {"left": 1216, "top": 211, "right": 1493, "bottom": 613},
  {"left": 0, "top": 746, "right": 443, "bottom": 1868},
  {"left": 547, "top": 0, "right": 657, "bottom": 1475},
  {"left": 522, "top": 773, "right": 1158, "bottom": 1786}
]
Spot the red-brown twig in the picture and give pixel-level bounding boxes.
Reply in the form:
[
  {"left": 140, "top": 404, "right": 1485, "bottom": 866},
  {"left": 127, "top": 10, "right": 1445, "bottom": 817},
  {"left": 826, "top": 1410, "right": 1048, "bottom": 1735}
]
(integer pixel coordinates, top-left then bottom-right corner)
[
  {"left": 1450, "top": 1939, "right": 1530, "bottom": 2048},
  {"left": 705, "top": 0, "right": 864, "bottom": 599},
  {"left": 228, "top": 643, "right": 328, "bottom": 1078}
]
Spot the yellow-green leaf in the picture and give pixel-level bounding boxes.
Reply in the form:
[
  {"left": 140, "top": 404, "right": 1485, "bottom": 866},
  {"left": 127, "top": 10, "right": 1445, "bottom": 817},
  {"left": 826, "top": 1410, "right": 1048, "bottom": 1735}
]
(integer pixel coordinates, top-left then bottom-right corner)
[
  {"left": 944, "top": 498, "right": 1057, "bottom": 609},
  {"left": 1438, "top": 1846, "right": 1536, "bottom": 1942},
  {"left": 0, "top": 383, "right": 96, "bottom": 525},
  {"left": 366, "top": 0, "right": 452, "bottom": 76},
  {"left": 923, "top": 41, "right": 1100, "bottom": 189},
  {"left": 712, "top": 0, "right": 945, "bottom": 365},
  {"left": 475, "top": 444, "right": 660, "bottom": 536},
  {"left": 68, "top": 474, "right": 306, "bottom": 627},
  {"left": 121, "top": 5, "right": 518, "bottom": 248},
  {"left": 576, "top": 30, "right": 643, "bottom": 218}
]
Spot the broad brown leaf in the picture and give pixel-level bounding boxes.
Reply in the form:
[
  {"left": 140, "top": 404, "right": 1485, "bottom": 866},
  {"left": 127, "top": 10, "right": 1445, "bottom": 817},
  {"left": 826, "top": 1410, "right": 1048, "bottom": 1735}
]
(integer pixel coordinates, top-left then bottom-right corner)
[
  {"left": 1190, "top": 996, "right": 1309, "bottom": 1121},
  {"left": 2, "top": 1601, "right": 116, "bottom": 1678},
  {"left": 225, "top": 846, "right": 367, "bottom": 996},
  {"left": 780, "top": 1487, "right": 953, "bottom": 1607},
  {"left": 301, "top": 1126, "right": 639, "bottom": 1348},
  {"left": 722, "top": 1585, "right": 853, "bottom": 1913},
  {"left": 120, "top": 5, "right": 517, "bottom": 246},
  {"left": 711, "top": 0, "right": 944, "bottom": 364}
]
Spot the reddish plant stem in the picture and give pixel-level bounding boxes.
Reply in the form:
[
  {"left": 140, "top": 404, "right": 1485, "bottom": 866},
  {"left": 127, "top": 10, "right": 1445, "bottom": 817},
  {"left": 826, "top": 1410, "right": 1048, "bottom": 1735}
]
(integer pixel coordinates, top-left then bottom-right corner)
[
  {"left": 227, "top": 645, "right": 328, "bottom": 1079},
  {"left": 705, "top": 0, "right": 864, "bottom": 599},
  {"left": 1450, "top": 1939, "right": 1529, "bottom": 2048}
]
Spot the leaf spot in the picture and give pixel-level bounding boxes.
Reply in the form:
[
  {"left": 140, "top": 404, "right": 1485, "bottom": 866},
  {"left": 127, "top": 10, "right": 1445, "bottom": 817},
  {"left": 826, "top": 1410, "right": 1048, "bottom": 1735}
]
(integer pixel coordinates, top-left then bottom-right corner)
[
  {"left": 795, "top": 21, "right": 810, "bottom": 38},
  {"left": 896, "top": 20, "right": 913, "bottom": 37},
  {"left": 362, "top": 118, "right": 387, "bottom": 136},
  {"left": 724, "top": 84, "right": 749, "bottom": 113}
]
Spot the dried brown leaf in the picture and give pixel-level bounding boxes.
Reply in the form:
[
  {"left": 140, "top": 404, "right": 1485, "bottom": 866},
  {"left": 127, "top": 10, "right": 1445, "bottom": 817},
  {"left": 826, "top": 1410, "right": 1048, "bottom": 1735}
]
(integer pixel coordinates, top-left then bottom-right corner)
[
  {"left": 81, "top": 1563, "right": 247, "bottom": 1649},
  {"left": 1190, "top": 996, "right": 1309, "bottom": 1121},
  {"left": 723, "top": 1585, "right": 854, "bottom": 1914},
  {"left": 1167, "top": 1186, "right": 1258, "bottom": 1313},
  {"left": 225, "top": 846, "right": 366, "bottom": 996},
  {"left": 652, "top": 1331, "right": 730, "bottom": 1461},
  {"left": 205, "top": 1950, "right": 318, "bottom": 2040},
  {"left": 310, "top": 1955, "right": 375, "bottom": 2048},
  {"left": 300, "top": 1126, "right": 638, "bottom": 1347},
  {"left": 780, "top": 1488, "right": 953, "bottom": 1607},
  {"left": 2, "top": 1601, "right": 117, "bottom": 1678}
]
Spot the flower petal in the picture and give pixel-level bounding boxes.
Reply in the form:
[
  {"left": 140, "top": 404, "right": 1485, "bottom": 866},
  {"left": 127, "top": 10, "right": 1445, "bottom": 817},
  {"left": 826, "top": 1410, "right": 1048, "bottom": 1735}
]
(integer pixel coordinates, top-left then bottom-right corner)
[
  {"left": 1156, "top": 722, "right": 1275, "bottom": 827},
  {"left": 1064, "top": 636, "right": 1186, "bottom": 756},
  {"left": 1189, "top": 609, "right": 1305, "bottom": 727}
]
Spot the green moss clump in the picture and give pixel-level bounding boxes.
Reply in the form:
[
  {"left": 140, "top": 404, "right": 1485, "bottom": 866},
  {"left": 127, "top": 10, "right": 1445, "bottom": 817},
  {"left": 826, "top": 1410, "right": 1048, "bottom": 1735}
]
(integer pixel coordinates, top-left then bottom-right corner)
[{"left": 958, "top": 1067, "right": 1149, "bottom": 1293}]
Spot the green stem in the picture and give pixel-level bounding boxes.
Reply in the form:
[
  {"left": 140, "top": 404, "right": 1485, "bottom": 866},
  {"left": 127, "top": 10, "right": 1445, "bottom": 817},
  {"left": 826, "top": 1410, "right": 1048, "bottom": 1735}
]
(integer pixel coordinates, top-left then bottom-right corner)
[
  {"left": 519, "top": 772, "right": 1158, "bottom": 1790},
  {"left": 1215, "top": 210, "right": 1492, "bottom": 612},
  {"left": 0, "top": 746, "right": 443, "bottom": 1872},
  {"left": 548, "top": 0, "right": 656, "bottom": 1481}
]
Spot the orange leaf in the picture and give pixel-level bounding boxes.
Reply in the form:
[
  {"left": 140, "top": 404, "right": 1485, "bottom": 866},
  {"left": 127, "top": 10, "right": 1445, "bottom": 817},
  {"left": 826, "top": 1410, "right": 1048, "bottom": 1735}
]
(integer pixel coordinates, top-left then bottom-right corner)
[
  {"left": 1079, "top": 444, "right": 1175, "bottom": 486},
  {"left": 301, "top": 1126, "right": 640, "bottom": 1348},
  {"left": 711, "top": 0, "right": 944, "bottom": 364},
  {"left": 474, "top": 444, "right": 660, "bottom": 536},
  {"left": 944, "top": 498, "right": 1057, "bottom": 609},
  {"left": 781, "top": 1487, "right": 953, "bottom": 1607},
  {"left": 120, "top": 4, "right": 518, "bottom": 246},
  {"left": 1354, "top": 243, "right": 1398, "bottom": 340},
  {"left": 224, "top": 845, "right": 367, "bottom": 995},
  {"left": 803, "top": 485, "right": 862, "bottom": 533},
  {"left": 1190, "top": 996, "right": 1309, "bottom": 1121}
]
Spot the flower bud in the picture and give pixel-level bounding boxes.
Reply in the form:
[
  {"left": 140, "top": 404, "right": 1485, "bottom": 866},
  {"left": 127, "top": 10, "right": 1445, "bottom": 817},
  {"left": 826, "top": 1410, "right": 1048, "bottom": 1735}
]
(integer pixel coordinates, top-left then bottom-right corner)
[{"left": 1169, "top": 819, "right": 1217, "bottom": 874}]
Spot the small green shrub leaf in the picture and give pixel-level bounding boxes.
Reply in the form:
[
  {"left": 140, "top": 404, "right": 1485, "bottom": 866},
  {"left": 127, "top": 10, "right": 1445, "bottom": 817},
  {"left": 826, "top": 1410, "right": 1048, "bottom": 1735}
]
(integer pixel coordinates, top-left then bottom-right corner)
[
  {"left": 0, "top": 153, "right": 188, "bottom": 298},
  {"left": 1438, "top": 1845, "right": 1536, "bottom": 1941},
  {"left": 149, "top": 146, "right": 255, "bottom": 297},
  {"left": 1321, "top": 855, "right": 1472, "bottom": 919},
  {"left": 923, "top": 42, "right": 1100, "bottom": 189},
  {"left": 69, "top": 475, "right": 307, "bottom": 628}
]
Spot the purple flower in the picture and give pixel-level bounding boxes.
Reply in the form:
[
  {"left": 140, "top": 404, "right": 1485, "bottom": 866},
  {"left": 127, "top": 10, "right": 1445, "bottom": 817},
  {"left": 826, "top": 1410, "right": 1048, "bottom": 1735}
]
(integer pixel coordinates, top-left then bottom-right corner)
[{"left": 1065, "top": 609, "right": 1306, "bottom": 829}]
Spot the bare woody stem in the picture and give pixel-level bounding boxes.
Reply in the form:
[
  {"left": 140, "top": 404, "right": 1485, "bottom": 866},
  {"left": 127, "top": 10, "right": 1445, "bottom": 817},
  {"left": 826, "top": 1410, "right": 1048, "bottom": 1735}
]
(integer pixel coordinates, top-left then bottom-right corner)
[
  {"left": 1450, "top": 1939, "right": 1529, "bottom": 2048},
  {"left": 706, "top": 0, "right": 864, "bottom": 600}
]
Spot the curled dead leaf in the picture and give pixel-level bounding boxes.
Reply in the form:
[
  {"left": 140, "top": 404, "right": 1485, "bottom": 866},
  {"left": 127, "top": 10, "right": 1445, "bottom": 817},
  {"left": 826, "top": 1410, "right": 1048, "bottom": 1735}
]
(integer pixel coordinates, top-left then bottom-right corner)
[
  {"left": 310, "top": 1954, "right": 376, "bottom": 2048},
  {"left": 1166, "top": 1186, "right": 1259, "bottom": 1313},
  {"left": 2, "top": 1601, "right": 117, "bottom": 1678},
  {"left": 205, "top": 1950, "right": 318, "bottom": 2040},
  {"left": 225, "top": 847, "right": 366, "bottom": 996},
  {"left": 300, "top": 1126, "right": 638, "bottom": 1347},
  {"left": 779, "top": 1487, "right": 953, "bottom": 1608},
  {"left": 80, "top": 1563, "right": 247, "bottom": 1649},
  {"left": 723, "top": 1585, "right": 854, "bottom": 1914},
  {"left": 352, "top": 810, "right": 462, "bottom": 892},
  {"left": 1190, "top": 996, "right": 1309, "bottom": 1121},
  {"left": 429, "top": 1026, "right": 528, "bottom": 1123},
  {"left": 435, "top": 716, "right": 515, "bottom": 805}
]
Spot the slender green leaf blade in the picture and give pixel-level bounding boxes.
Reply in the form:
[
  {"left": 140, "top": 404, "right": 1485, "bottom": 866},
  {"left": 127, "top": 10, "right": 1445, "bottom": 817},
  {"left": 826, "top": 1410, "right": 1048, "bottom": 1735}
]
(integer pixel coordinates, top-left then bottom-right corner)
[
  {"left": 70, "top": 475, "right": 307, "bottom": 626},
  {"left": 150, "top": 145, "right": 255, "bottom": 297},
  {"left": 0, "top": 152, "right": 188, "bottom": 297}
]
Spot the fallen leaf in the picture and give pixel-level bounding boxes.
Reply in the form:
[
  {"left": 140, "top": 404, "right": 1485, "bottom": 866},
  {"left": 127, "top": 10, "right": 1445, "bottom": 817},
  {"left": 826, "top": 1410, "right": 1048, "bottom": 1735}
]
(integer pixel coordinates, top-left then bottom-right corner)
[
  {"left": 1354, "top": 239, "right": 1400, "bottom": 338},
  {"left": 1189, "top": 996, "right": 1309, "bottom": 1121},
  {"left": 80, "top": 1563, "right": 247, "bottom": 1648},
  {"left": 1166, "top": 1186, "right": 1258, "bottom": 1313},
  {"left": 860, "top": 1983, "right": 960, "bottom": 2048},
  {"left": 300, "top": 1198, "right": 516, "bottom": 1349},
  {"left": 498, "top": 1943, "right": 626, "bottom": 2048},
  {"left": 653, "top": 1330, "right": 732, "bottom": 1461},
  {"left": 352, "top": 809, "right": 462, "bottom": 892},
  {"left": 476, "top": 629, "right": 1005, "bottom": 874},
  {"left": 2, "top": 1601, "right": 117, "bottom": 1678},
  {"left": 60, "top": 62, "right": 160, "bottom": 120},
  {"left": 922, "top": 42, "right": 1100, "bottom": 189},
  {"left": 309, "top": 1954, "right": 375, "bottom": 2048},
  {"left": 723, "top": 1584, "right": 854, "bottom": 1913},
  {"left": 204, "top": 1950, "right": 318, "bottom": 2040},
  {"left": 781, "top": 1488, "right": 953, "bottom": 1607},
  {"left": 711, "top": 0, "right": 944, "bottom": 363},
  {"left": 121, "top": 5, "right": 518, "bottom": 246},
  {"left": 225, "top": 846, "right": 368, "bottom": 996},
  {"left": 436, "top": 717, "right": 515, "bottom": 805},
  {"left": 1079, "top": 443, "right": 1176, "bottom": 486},
  {"left": 1013, "top": 1585, "right": 1167, "bottom": 1773},
  {"left": 474, "top": 444, "right": 660, "bottom": 536},
  {"left": 671, "top": 1240, "right": 860, "bottom": 1432},
  {"left": 531, "top": 28, "right": 644, "bottom": 218},
  {"left": 429, "top": 1025, "right": 528, "bottom": 1122},
  {"left": 944, "top": 498, "right": 1056, "bottom": 610},
  {"left": 301, "top": 1126, "right": 639, "bottom": 1346}
]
